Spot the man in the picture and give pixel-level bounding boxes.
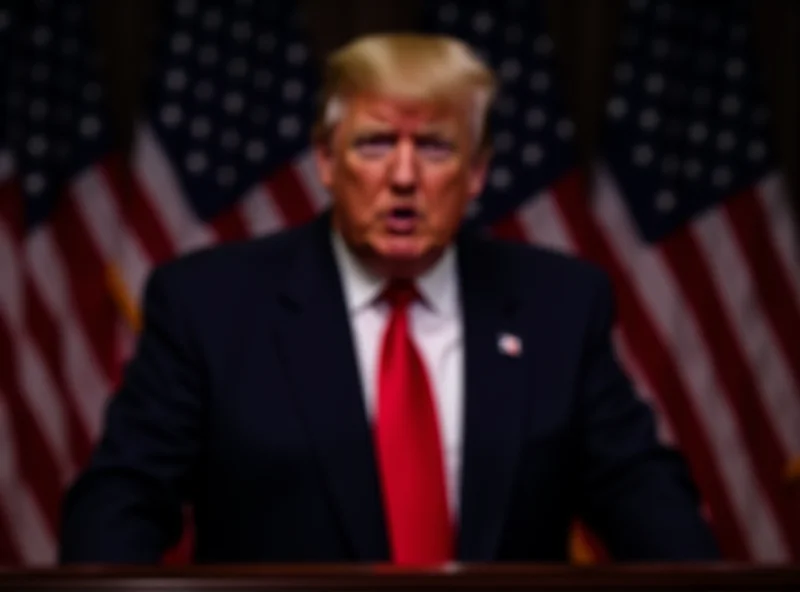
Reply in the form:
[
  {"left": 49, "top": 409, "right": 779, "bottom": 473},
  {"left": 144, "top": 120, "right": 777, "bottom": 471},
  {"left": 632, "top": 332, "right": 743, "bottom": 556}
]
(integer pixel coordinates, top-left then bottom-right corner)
[{"left": 59, "top": 33, "right": 720, "bottom": 564}]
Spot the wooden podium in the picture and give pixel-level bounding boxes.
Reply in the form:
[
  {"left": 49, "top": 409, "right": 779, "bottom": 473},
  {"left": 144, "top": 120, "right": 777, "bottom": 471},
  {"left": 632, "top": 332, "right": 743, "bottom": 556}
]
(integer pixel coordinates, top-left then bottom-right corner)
[{"left": 0, "top": 565, "right": 798, "bottom": 591}]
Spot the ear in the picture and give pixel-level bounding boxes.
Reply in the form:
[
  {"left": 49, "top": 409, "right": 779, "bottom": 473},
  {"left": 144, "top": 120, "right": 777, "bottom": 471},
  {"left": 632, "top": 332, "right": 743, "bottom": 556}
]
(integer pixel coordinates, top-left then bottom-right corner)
[
  {"left": 467, "top": 147, "right": 492, "bottom": 199},
  {"left": 313, "top": 140, "right": 334, "bottom": 189}
]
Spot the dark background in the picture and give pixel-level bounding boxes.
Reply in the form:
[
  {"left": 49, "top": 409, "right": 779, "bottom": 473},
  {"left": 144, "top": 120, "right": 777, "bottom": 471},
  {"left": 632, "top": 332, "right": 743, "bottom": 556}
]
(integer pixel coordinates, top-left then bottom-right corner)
[{"left": 87, "top": 0, "right": 798, "bottom": 210}]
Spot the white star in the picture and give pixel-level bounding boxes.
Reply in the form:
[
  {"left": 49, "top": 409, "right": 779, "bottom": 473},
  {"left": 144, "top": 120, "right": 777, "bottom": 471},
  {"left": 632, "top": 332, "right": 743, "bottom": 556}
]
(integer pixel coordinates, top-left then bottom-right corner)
[
  {"left": 254, "top": 70, "right": 273, "bottom": 91},
  {"left": 633, "top": 144, "right": 654, "bottom": 167},
  {"left": 645, "top": 74, "right": 665, "bottom": 95},
  {"left": 684, "top": 159, "right": 702, "bottom": 179},
  {"left": 697, "top": 51, "right": 716, "bottom": 73},
  {"left": 217, "top": 166, "right": 237, "bottom": 187},
  {"left": 472, "top": 12, "right": 494, "bottom": 35},
  {"left": 500, "top": 59, "right": 521, "bottom": 81},
  {"left": 702, "top": 15, "right": 721, "bottom": 34},
  {"left": 83, "top": 82, "right": 102, "bottom": 102},
  {"left": 0, "top": 151, "right": 12, "bottom": 181},
  {"left": 661, "top": 155, "right": 679, "bottom": 176},
  {"left": 655, "top": 190, "right": 676, "bottom": 213},
  {"left": 530, "top": 71, "right": 550, "bottom": 93},
  {"left": 33, "top": 26, "right": 52, "bottom": 47},
  {"left": 505, "top": 25, "right": 523, "bottom": 44},
  {"left": 712, "top": 167, "right": 732, "bottom": 187},
  {"left": 279, "top": 116, "right": 301, "bottom": 139},
  {"left": 258, "top": 34, "right": 276, "bottom": 53},
  {"left": 752, "top": 106, "right": 769, "bottom": 125},
  {"left": 490, "top": 167, "right": 513, "bottom": 190},
  {"left": 228, "top": 57, "right": 249, "bottom": 78},
  {"left": 748, "top": 141, "right": 766, "bottom": 162},
  {"left": 607, "top": 97, "right": 628, "bottom": 119},
  {"left": 439, "top": 3, "right": 458, "bottom": 25},
  {"left": 533, "top": 35, "right": 553, "bottom": 56},
  {"left": 194, "top": 80, "right": 215, "bottom": 101},
  {"left": 29, "top": 100, "right": 49, "bottom": 120},
  {"left": 651, "top": 38, "right": 669, "bottom": 59},
  {"left": 730, "top": 24, "right": 748, "bottom": 43},
  {"left": 31, "top": 63, "right": 50, "bottom": 83},
  {"left": 614, "top": 62, "right": 634, "bottom": 84},
  {"left": 171, "top": 32, "right": 192, "bottom": 55},
  {"left": 25, "top": 173, "right": 47, "bottom": 196},
  {"left": 717, "top": 131, "right": 737, "bottom": 152},
  {"left": 522, "top": 144, "right": 543, "bottom": 166},
  {"left": 473, "top": 12, "right": 493, "bottom": 34},
  {"left": 639, "top": 109, "right": 660, "bottom": 131},
  {"left": 160, "top": 105, "right": 183, "bottom": 128},
  {"left": 689, "top": 122, "right": 708, "bottom": 144},
  {"left": 165, "top": 69, "right": 188, "bottom": 92},
  {"left": 283, "top": 79, "right": 305, "bottom": 102},
  {"left": 526, "top": 108, "right": 547, "bottom": 128},
  {"left": 62, "top": 37, "right": 79, "bottom": 57},
  {"left": 80, "top": 116, "right": 102, "bottom": 138},
  {"left": 721, "top": 95, "right": 741, "bottom": 116},
  {"left": 203, "top": 9, "right": 223, "bottom": 29},
  {"left": 620, "top": 27, "right": 639, "bottom": 49},
  {"left": 232, "top": 21, "right": 252, "bottom": 42},
  {"left": 692, "top": 87, "right": 712, "bottom": 107},
  {"left": 221, "top": 129, "right": 242, "bottom": 150},
  {"left": 27, "top": 136, "right": 48, "bottom": 157},
  {"left": 655, "top": 2, "right": 672, "bottom": 21},
  {"left": 190, "top": 117, "right": 212, "bottom": 139},
  {"left": 725, "top": 58, "right": 746, "bottom": 80},
  {"left": 186, "top": 151, "right": 208, "bottom": 174},
  {"left": 176, "top": 0, "right": 197, "bottom": 17},
  {"left": 223, "top": 93, "right": 245, "bottom": 115},
  {"left": 495, "top": 132, "right": 514, "bottom": 152},
  {"left": 556, "top": 119, "right": 574, "bottom": 140},
  {"left": 497, "top": 97, "right": 516, "bottom": 117},
  {"left": 251, "top": 106, "right": 270, "bottom": 125},
  {"left": 287, "top": 44, "right": 308, "bottom": 65},
  {"left": 246, "top": 140, "right": 267, "bottom": 162},
  {"left": 198, "top": 46, "right": 219, "bottom": 66}
]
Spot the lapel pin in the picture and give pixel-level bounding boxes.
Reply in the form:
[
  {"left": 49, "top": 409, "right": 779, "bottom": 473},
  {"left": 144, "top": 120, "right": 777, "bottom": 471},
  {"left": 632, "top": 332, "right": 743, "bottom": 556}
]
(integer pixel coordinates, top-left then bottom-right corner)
[{"left": 498, "top": 332, "right": 523, "bottom": 357}]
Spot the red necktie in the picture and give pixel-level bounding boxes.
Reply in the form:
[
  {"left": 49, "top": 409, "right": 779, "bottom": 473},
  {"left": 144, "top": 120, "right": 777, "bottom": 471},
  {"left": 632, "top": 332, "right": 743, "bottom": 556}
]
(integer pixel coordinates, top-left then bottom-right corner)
[{"left": 375, "top": 281, "right": 453, "bottom": 565}]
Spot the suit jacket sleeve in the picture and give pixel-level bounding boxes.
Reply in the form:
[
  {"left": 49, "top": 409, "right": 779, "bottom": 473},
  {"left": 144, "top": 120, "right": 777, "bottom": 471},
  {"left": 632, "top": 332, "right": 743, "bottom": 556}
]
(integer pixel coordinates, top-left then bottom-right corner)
[
  {"left": 59, "top": 265, "right": 205, "bottom": 563},
  {"left": 575, "top": 271, "right": 721, "bottom": 561}
]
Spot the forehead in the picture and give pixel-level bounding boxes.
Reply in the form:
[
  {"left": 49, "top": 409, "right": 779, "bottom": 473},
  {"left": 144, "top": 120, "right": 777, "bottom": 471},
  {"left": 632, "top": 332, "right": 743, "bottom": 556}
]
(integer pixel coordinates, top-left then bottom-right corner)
[{"left": 344, "top": 95, "right": 468, "bottom": 133}]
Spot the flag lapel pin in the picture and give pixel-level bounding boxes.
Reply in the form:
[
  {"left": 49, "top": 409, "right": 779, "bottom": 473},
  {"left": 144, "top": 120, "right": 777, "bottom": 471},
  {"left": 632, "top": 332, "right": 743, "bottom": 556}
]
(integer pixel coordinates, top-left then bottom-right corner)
[{"left": 498, "top": 332, "right": 523, "bottom": 357}]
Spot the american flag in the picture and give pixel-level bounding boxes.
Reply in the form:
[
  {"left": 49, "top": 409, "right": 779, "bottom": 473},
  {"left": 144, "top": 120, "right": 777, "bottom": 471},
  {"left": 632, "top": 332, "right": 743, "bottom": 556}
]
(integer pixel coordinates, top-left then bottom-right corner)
[
  {"left": 114, "top": 0, "right": 325, "bottom": 322},
  {"left": 428, "top": 0, "right": 800, "bottom": 561},
  {"left": 0, "top": 0, "right": 129, "bottom": 564}
]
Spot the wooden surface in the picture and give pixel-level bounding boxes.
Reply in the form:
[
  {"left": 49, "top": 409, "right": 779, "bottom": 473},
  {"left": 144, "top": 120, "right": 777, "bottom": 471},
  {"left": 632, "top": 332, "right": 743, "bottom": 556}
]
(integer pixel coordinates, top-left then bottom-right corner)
[{"left": 1, "top": 564, "right": 799, "bottom": 591}]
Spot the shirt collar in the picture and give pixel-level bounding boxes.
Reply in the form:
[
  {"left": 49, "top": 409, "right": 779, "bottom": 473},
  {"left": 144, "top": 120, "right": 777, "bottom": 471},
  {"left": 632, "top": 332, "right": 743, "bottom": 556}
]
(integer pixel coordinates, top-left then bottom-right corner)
[{"left": 331, "top": 229, "right": 460, "bottom": 318}]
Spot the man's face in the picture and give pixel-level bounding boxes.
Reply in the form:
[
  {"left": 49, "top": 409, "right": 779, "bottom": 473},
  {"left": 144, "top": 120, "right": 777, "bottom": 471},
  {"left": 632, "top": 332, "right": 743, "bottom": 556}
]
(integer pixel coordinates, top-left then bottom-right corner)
[{"left": 315, "top": 94, "right": 489, "bottom": 276}]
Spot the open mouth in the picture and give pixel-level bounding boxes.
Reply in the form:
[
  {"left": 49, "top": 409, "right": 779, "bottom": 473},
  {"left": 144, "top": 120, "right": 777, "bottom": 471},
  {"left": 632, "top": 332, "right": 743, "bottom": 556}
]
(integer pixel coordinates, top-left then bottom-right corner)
[{"left": 385, "top": 207, "right": 419, "bottom": 234}]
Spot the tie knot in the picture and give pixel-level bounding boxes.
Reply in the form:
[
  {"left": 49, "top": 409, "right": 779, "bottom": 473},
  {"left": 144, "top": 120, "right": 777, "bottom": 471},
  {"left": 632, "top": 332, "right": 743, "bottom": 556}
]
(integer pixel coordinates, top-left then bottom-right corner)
[{"left": 381, "top": 280, "right": 420, "bottom": 309}]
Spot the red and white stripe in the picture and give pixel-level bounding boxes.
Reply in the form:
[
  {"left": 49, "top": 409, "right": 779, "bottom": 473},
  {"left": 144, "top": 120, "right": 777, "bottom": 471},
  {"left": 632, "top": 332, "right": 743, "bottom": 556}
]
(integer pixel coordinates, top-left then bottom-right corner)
[
  {"left": 0, "top": 145, "right": 130, "bottom": 564},
  {"left": 111, "top": 127, "right": 327, "bottom": 314},
  {"left": 502, "top": 165, "right": 800, "bottom": 561}
]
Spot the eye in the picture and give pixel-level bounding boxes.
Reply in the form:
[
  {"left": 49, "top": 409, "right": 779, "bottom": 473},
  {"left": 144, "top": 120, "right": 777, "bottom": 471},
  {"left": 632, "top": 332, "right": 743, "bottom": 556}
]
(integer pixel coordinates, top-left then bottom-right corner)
[
  {"left": 353, "top": 134, "right": 396, "bottom": 158},
  {"left": 416, "top": 137, "right": 455, "bottom": 161}
]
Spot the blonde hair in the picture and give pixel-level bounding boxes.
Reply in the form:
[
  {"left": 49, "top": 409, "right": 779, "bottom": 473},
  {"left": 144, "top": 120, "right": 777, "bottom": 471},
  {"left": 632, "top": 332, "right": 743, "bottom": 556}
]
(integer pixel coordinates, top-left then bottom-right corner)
[{"left": 312, "top": 33, "right": 497, "bottom": 151}]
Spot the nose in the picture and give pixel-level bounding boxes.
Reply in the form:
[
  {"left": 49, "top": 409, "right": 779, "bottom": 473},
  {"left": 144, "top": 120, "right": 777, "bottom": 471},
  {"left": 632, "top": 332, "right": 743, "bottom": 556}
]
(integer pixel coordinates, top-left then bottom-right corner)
[{"left": 388, "top": 139, "right": 418, "bottom": 196}]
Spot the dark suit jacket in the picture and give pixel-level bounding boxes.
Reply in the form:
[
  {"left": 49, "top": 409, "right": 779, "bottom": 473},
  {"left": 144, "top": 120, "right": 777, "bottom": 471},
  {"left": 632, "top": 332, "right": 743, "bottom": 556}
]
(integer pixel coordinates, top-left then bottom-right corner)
[{"left": 59, "top": 213, "right": 720, "bottom": 563}]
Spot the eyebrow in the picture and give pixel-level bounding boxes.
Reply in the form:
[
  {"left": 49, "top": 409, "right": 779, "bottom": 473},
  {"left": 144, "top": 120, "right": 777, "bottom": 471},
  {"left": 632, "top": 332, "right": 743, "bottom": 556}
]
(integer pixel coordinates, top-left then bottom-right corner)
[{"left": 351, "top": 129, "right": 456, "bottom": 141}]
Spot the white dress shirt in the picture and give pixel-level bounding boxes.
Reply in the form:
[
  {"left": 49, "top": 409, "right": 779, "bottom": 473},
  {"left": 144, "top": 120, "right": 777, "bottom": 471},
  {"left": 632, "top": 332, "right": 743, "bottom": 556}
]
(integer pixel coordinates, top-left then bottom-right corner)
[{"left": 331, "top": 231, "right": 464, "bottom": 518}]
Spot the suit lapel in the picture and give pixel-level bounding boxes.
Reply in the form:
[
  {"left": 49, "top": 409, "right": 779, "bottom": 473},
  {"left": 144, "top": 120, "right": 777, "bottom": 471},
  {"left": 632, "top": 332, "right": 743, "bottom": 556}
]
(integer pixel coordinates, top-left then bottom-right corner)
[
  {"left": 273, "top": 216, "right": 389, "bottom": 560},
  {"left": 456, "top": 234, "right": 529, "bottom": 561}
]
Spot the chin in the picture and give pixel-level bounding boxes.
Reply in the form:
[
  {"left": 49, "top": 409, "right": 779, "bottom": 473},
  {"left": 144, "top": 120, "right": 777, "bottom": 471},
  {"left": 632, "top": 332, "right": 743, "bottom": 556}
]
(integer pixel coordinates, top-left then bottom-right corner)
[{"left": 371, "top": 236, "right": 442, "bottom": 277}]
